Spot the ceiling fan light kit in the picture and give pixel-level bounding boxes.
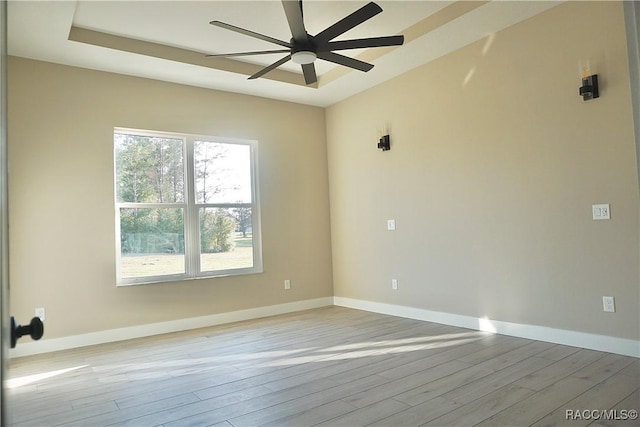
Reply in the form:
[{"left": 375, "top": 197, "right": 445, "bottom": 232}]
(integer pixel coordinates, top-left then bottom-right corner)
[
  {"left": 291, "top": 51, "right": 317, "bottom": 65},
  {"left": 207, "top": 1, "right": 404, "bottom": 85}
]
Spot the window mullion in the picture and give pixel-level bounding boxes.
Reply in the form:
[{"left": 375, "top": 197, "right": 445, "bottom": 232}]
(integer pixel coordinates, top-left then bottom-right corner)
[
  {"left": 250, "top": 143, "right": 262, "bottom": 272},
  {"left": 184, "top": 137, "right": 200, "bottom": 276}
]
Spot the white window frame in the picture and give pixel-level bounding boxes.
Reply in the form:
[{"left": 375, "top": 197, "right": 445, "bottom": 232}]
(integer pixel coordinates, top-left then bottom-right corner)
[{"left": 114, "top": 128, "right": 263, "bottom": 286}]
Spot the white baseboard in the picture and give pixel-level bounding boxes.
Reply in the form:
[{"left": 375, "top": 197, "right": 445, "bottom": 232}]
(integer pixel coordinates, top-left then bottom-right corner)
[
  {"left": 9, "top": 297, "right": 333, "bottom": 358},
  {"left": 333, "top": 297, "right": 640, "bottom": 358},
  {"left": 11, "top": 296, "right": 639, "bottom": 358}
]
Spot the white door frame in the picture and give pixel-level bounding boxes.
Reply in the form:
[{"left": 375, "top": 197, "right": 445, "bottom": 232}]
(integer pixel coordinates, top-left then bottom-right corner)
[
  {"left": 0, "top": 0, "right": 9, "bottom": 424},
  {"left": 624, "top": 1, "right": 640, "bottom": 189}
]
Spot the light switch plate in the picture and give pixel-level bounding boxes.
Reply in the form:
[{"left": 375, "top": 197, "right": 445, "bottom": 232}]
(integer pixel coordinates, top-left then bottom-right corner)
[
  {"left": 387, "top": 220, "right": 396, "bottom": 230},
  {"left": 603, "top": 296, "right": 615, "bottom": 312},
  {"left": 592, "top": 204, "right": 610, "bottom": 220}
]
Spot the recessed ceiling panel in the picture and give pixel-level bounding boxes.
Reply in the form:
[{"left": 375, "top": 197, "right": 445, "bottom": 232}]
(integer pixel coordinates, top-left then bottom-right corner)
[{"left": 8, "top": 1, "right": 563, "bottom": 106}]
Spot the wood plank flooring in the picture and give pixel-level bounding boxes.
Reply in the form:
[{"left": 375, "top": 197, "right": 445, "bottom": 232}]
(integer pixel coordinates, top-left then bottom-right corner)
[{"left": 6, "top": 306, "right": 640, "bottom": 426}]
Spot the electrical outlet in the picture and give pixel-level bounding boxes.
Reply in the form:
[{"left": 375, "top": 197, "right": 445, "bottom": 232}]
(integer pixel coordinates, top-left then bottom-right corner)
[
  {"left": 35, "top": 307, "right": 45, "bottom": 321},
  {"left": 284, "top": 279, "right": 291, "bottom": 290},
  {"left": 391, "top": 279, "right": 398, "bottom": 290},
  {"left": 602, "top": 296, "right": 615, "bottom": 312}
]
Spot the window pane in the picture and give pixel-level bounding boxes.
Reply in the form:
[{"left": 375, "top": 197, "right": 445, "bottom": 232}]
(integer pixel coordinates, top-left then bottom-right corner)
[
  {"left": 120, "top": 208, "right": 185, "bottom": 278},
  {"left": 194, "top": 141, "right": 251, "bottom": 204},
  {"left": 200, "top": 207, "right": 253, "bottom": 272},
  {"left": 115, "top": 133, "right": 184, "bottom": 203}
]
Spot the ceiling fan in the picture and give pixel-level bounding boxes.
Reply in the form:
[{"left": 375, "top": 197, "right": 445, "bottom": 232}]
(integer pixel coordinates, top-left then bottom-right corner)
[{"left": 207, "top": 1, "right": 405, "bottom": 85}]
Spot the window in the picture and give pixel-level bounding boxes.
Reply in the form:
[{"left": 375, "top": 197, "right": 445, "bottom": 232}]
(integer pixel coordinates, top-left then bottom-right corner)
[{"left": 114, "top": 128, "right": 262, "bottom": 285}]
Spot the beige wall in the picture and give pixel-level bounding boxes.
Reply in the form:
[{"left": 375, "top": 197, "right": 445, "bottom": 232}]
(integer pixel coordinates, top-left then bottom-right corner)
[
  {"left": 327, "top": 1, "right": 639, "bottom": 340},
  {"left": 8, "top": 1, "right": 639, "bottom": 345},
  {"left": 8, "top": 58, "right": 333, "bottom": 338}
]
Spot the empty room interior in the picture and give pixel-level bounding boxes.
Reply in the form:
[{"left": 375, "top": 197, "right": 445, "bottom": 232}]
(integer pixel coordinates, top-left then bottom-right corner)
[{"left": 3, "top": 0, "right": 640, "bottom": 426}]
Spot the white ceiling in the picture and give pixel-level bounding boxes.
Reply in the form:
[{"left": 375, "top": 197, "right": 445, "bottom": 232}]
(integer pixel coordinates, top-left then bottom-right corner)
[{"left": 8, "top": 1, "right": 562, "bottom": 107}]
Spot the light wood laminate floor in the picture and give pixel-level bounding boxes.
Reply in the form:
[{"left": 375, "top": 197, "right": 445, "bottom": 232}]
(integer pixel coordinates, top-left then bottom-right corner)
[{"left": 6, "top": 306, "right": 640, "bottom": 426}]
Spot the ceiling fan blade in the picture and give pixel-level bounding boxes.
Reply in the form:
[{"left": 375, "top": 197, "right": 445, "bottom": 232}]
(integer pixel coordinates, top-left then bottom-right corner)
[
  {"left": 248, "top": 55, "right": 292, "bottom": 80},
  {"left": 317, "top": 51, "right": 374, "bottom": 72},
  {"left": 282, "top": 0, "right": 308, "bottom": 43},
  {"left": 206, "top": 49, "right": 290, "bottom": 58},
  {"left": 314, "top": 2, "right": 382, "bottom": 43},
  {"left": 302, "top": 63, "right": 317, "bottom": 85},
  {"left": 318, "top": 35, "right": 404, "bottom": 52},
  {"left": 210, "top": 21, "right": 291, "bottom": 48}
]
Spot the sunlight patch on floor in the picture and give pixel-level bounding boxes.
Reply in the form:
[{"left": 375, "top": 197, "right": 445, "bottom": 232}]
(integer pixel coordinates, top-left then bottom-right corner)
[
  {"left": 17, "top": 332, "right": 495, "bottom": 382},
  {"left": 91, "top": 347, "right": 314, "bottom": 374},
  {"left": 258, "top": 332, "right": 488, "bottom": 367},
  {"left": 6, "top": 365, "right": 89, "bottom": 389},
  {"left": 320, "top": 331, "right": 486, "bottom": 353}
]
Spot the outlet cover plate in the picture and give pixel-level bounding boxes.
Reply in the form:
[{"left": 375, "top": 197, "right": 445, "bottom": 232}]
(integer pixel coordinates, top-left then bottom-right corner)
[{"left": 603, "top": 296, "right": 615, "bottom": 312}]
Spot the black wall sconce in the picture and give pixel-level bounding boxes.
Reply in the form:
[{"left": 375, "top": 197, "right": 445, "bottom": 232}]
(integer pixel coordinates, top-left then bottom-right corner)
[
  {"left": 378, "top": 134, "right": 390, "bottom": 151},
  {"left": 579, "top": 60, "right": 599, "bottom": 101},
  {"left": 579, "top": 74, "right": 599, "bottom": 101}
]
